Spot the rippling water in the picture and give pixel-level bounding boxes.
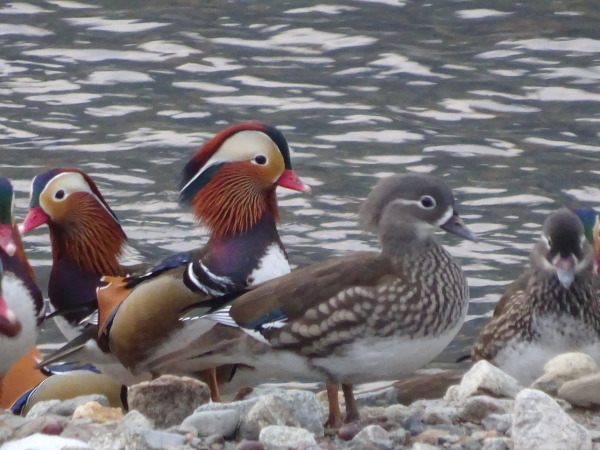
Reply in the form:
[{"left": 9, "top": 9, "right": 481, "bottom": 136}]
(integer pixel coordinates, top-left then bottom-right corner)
[{"left": 2, "top": 0, "right": 600, "bottom": 366}]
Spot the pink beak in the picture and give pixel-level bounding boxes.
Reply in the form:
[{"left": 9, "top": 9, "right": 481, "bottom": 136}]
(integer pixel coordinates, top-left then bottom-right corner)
[
  {"left": 19, "top": 206, "right": 49, "bottom": 234},
  {"left": 0, "top": 225, "right": 16, "bottom": 257},
  {"left": 0, "top": 294, "right": 20, "bottom": 338},
  {"left": 276, "top": 169, "right": 311, "bottom": 194}
]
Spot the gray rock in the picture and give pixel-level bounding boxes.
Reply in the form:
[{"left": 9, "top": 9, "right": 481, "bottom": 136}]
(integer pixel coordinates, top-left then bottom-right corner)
[
  {"left": 481, "top": 437, "right": 512, "bottom": 450},
  {"left": 0, "top": 434, "right": 90, "bottom": 450},
  {"left": 410, "top": 444, "right": 441, "bottom": 450},
  {"left": 182, "top": 409, "right": 239, "bottom": 438},
  {"left": 137, "top": 429, "right": 187, "bottom": 449},
  {"left": 128, "top": 375, "right": 210, "bottom": 429},
  {"left": 118, "top": 409, "right": 154, "bottom": 431},
  {"left": 531, "top": 352, "right": 598, "bottom": 395},
  {"left": 13, "top": 414, "right": 68, "bottom": 439},
  {"left": 388, "top": 428, "right": 407, "bottom": 446},
  {"left": 62, "top": 420, "right": 122, "bottom": 446},
  {"left": 195, "top": 397, "right": 260, "bottom": 418},
  {"left": 384, "top": 403, "right": 412, "bottom": 425},
  {"left": 239, "top": 395, "right": 300, "bottom": 440},
  {"left": 444, "top": 361, "right": 522, "bottom": 406},
  {"left": 47, "top": 394, "right": 109, "bottom": 417},
  {"left": 258, "top": 425, "right": 316, "bottom": 450},
  {"left": 459, "top": 396, "right": 513, "bottom": 423},
  {"left": 481, "top": 414, "right": 512, "bottom": 434},
  {"left": 512, "top": 388, "right": 592, "bottom": 450},
  {"left": 355, "top": 387, "right": 399, "bottom": 408},
  {"left": 404, "top": 414, "right": 425, "bottom": 436},
  {"left": 558, "top": 372, "right": 600, "bottom": 408},
  {"left": 411, "top": 399, "right": 459, "bottom": 425},
  {"left": 24, "top": 399, "right": 61, "bottom": 418},
  {"left": 351, "top": 425, "right": 394, "bottom": 450}
]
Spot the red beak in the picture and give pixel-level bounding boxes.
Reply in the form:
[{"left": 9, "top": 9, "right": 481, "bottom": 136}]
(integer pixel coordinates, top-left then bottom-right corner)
[
  {"left": 0, "top": 294, "right": 20, "bottom": 338},
  {"left": 19, "top": 207, "right": 49, "bottom": 234},
  {"left": 0, "top": 225, "right": 16, "bottom": 257},
  {"left": 276, "top": 169, "right": 311, "bottom": 194}
]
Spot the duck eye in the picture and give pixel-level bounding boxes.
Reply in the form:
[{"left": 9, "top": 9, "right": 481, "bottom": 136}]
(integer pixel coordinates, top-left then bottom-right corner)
[
  {"left": 419, "top": 195, "right": 436, "bottom": 209},
  {"left": 253, "top": 155, "right": 268, "bottom": 165},
  {"left": 54, "top": 189, "right": 65, "bottom": 200}
]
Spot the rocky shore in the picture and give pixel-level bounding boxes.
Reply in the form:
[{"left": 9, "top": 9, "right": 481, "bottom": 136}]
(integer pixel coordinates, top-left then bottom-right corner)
[{"left": 2, "top": 353, "right": 600, "bottom": 450}]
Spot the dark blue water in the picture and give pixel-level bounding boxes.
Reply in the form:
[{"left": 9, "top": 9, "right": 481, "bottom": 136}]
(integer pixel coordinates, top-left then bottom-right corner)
[{"left": 1, "top": 0, "right": 600, "bottom": 364}]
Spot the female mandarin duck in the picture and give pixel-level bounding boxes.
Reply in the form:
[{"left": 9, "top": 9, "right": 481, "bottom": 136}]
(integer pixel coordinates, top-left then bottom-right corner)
[
  {"left": 38, "top": 123, "right": 309, "bottom": 398},
  {"left": 472, "top": 209, "right": 600, "bottom": 385},
  {"left": 0, "top": 177, "right": 44, "bottom": 400},
  {"left": 165, "top": 173, "right": 475, "bottom": 426}
]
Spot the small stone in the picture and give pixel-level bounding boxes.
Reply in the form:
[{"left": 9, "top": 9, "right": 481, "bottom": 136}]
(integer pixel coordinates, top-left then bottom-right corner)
[
  {"left": 531, "top": 352, "right": 599, "bottom": 395},
  {"left": 128, "top": 375, "right": 210, "bottom": 429},
  {"left": 13, "top": 415, "right": 69, "bottom": 439},
  {"left": 119, "top": 409, "right": 154, "bottom": 430},
  {"left": 388, "top": 427, "right": 407, "bottom": 446},
  {"left": 137, "top": 429, "right": 187, "bottom": 449},
  {"left": 413, "top": 428, "right": 459, "bottom": 445},
  {"left": 47, "top": 394, "right": 110, "bottom": 417},
  {"left": 61, "top": 419, "right": 114, "bottom": 443},
  {"left": 239, "top": 395, "right": 299, "bottom": 440},
  {"left": 445, "top": 361, "right": 522, "bottom": 406},
  {"left": 182, "top": 409, "right": 239, "bottom": 438},
  {"left": 0, "top": 433, "right": 90, "bottom": 449},
  {"left": 411, "top": 398, "right": 459, "bottom": 425},
  {"left": 459, "top": 396, "right": 513, "bottom": 423},
  {"left": 195, "top": 397, "right": 259, "bottom": 418},
  {"left": 236, "top": 439, "right": 265, "bottom": 450},
  {"left": 411, "top": 443, "right": 441, "bottom": 450},
  {"left": 558, "top": 373, "right": 600, "bottom": 408},
  {"left": 481, "top": 437, "right": 512, "bottom": 450},
  {"left": 384, "top": 404, "right": 411, "bottom": 425},
  {"left": 351, "top": 424, "right": 394, "bottom": 450},
  {"left": 258, "top": 425, "right": 316, "bottom": 450},
  {"left": 404, "top": 413, "right": 425, "bottom": 436},
  {"left": 337, "top": 422, "right": 362, "bottom": 441},
  {"left": 481, "top": 414, "right": 512, "bottom": 434},
  {"left": 72, "top": 401, "right": 123, "bottom": 423},
  {"left": 355, "top": 386, "right": 399, "bottom": 408},
  {"left": 25, "top": 400, "right": 61, "bottom": 418},
  {"left": 513, "top": 389, "right": 592, "bottom": 450}
]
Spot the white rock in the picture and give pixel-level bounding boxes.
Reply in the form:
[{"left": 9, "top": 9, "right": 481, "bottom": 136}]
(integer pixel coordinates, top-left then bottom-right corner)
[
  {"left": 557, "top": 372, "right": 600, "bottom": 408},
  {"left": 531, "top": 352, "right": 598, "bottom": 395},
  {"left": 258, "top": 425, "right": 316, "bottom": 450},
  {"left": 182, "top": 409, "right": 239, "bottom": 437},
  {"left": 512, "top": 389, "right": 591, "bottom": 450},
  {"left": 444, "top": 361, "right": 522, "bottom": 405},
  {"left": 0, "top": 433, "right": 90, "bottom": 450},
  {"left": 352, "top": 424, "right": 394, "bottom": 450}
]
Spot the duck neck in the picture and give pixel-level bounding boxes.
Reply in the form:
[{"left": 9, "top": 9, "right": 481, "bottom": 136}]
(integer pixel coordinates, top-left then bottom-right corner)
[{"left": 203, "top": 212, "right": 289, "bottom": 286}]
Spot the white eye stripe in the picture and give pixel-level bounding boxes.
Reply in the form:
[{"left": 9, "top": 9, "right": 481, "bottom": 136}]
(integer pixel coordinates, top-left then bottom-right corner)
[{"left": 435, "top": 206, "right": 454, "bottom": 227}]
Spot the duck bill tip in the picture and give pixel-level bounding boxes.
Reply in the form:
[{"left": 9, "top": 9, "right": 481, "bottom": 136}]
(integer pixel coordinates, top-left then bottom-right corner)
[{"left": 276, "top": 169, "right": 311, "bottom": 194}]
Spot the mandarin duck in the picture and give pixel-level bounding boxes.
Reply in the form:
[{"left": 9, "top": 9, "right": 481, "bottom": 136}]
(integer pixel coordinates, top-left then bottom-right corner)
[
  {"left": 0, "top": 177, "right": 44, "bottom": 399},
  {"left": 168, "top": 173, "right": 475, "bottom": 425},
  {"left": 42, "top": 123, "right": 309, "bottom": 399},
  {"left": 573, "top": 207, "right": 600, "bottom": 273},
  {"left": 20, "top": 168, "right": 130, "bottom": 340},
  {"left": 472, "top": 208, "right": 600, "bottom": 384}
]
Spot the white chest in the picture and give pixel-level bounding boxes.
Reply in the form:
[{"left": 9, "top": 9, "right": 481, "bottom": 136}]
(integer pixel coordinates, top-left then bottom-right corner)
[
  {"left": 0, "top": 274, "right": 38, "bottom": 375},
  {"left": 493, "top": 315, "right": 600, "bottom": 385},
  {"left": 247, "top": 244, "right": 290, "bottom": 286}
]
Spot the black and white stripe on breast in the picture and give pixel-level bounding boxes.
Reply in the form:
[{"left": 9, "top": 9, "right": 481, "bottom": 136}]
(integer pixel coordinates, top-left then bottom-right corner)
[{"left": 183, "top": 260, "right": 235, "bottom": 296}]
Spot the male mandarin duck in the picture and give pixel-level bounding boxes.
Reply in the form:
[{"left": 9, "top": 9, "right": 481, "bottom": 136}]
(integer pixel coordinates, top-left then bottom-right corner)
[
  {"left": 472, "top": 208, "right": 600, "bottom": 385},
  {"left": 0, "top": 177, "right": 44, "bottom": 399},
  {"left": 168, "top": 173, "right": 475, "bottom": 426},
  {"left": 41, "top": 123, "right": 309, "bottom": 398},
  {"left": 573, "top": 207, "right": 600, "bottom": 273},
  {"left": 19, "top": 167, "right": 130, "bottom": 340}
]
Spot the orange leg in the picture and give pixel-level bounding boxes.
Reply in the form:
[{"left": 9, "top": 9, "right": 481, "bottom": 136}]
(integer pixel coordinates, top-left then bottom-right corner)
[
  {"left": 342, "top": 383, "right": 360, "bottom": 423},
  {"left": 203, "top": 368, "right": 221, "bottom": 402},
  {"left": 325, "top": 378, "right": 342, "bottom": 428}
]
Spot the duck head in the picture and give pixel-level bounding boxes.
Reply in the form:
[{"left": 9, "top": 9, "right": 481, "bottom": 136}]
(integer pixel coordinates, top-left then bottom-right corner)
[
  {"left": 359, "top": 173, "right": 477, "bottom": 250},
  {"left": 532, "top": 208, "right": 594, "bottom": 288},
  {"left": 179, "top": 123, "right": 310, "bottom": 238},
  {"left": 20, "top": 169, "right": 126, "bottom": 276}
]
